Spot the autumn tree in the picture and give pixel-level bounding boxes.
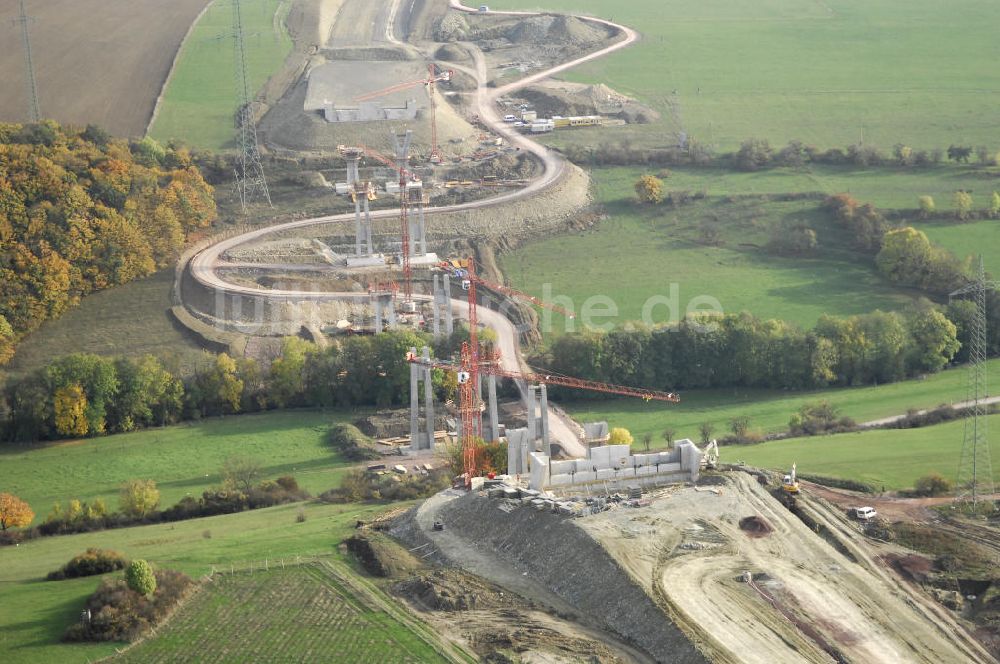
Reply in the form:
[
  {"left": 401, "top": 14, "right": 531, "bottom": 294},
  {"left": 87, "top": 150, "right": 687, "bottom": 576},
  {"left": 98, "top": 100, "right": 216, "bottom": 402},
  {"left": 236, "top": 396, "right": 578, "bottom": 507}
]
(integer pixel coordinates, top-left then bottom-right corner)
[
  {"left": 53, "top": 384, "right": 89, "bottom": 437},
  {"left": 0, "top": 493, "right": 34, "bottom": 530},
  {"left": 917, "top": 195, "right": 935, "bottom": 219},
  {"left": 953, "top": 190, "right": 973, "bottom": 221},
  {"left": 608, "top": 427, "right": 634, "bottom": 447},
  {"left": 0, "top": 315, "right": 14, "bottom": 366},
  {"left": 0, "top": 121, "right": 217, "bottom": 361},
  {"left": 119, "top": 479, "right": 160, "bottom": 519},
  {"left": 634, "top": 174, "right": 663, "bottom": 204},
  {"left": 989, "top": 191, "right": 1000, "bottom": 219}
]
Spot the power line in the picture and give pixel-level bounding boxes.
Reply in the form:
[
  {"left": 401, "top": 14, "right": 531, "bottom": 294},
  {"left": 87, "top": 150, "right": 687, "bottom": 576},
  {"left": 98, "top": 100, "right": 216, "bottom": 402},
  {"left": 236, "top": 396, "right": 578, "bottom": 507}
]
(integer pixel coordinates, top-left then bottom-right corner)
[
  {"left": 950, "top": 256, "right": 997, "bottom": 506},
  {"left": 13, "top": 0, "right": 40, "bottom": 122},
  {"left": 232, "top": 0, "right": 271, "bottom": 213}
]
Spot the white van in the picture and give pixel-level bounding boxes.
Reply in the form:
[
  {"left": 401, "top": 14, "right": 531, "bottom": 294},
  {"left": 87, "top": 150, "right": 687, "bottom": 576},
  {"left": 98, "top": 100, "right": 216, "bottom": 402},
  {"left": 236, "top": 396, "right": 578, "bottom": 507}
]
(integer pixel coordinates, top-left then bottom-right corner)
[
  {"left": 852, "top": 506, "right": 877, "bottom": 520},
  {"left": 503, "top": 114, "right": 517, "bottom": 122}
]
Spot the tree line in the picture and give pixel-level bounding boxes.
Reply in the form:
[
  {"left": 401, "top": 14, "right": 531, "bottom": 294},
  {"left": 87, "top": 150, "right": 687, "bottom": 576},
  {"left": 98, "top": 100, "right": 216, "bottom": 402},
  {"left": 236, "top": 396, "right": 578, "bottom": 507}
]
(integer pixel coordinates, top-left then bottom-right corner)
[
  {"left": 2, "top": 329, "right": 459, "bottom": 443},
  {"left": 0, "top": 121, "right": 217, "bottom": 364},
  {"left": 563, "top": 135, "right": 999, "bottom": 171},
  {"left": 541, "top": 307, "right": 962, "bottom": 395}
]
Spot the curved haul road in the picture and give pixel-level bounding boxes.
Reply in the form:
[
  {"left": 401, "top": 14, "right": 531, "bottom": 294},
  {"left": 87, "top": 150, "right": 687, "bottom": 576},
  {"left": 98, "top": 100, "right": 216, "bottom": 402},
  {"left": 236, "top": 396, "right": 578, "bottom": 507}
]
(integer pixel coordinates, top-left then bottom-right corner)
[{"left": 187, "top": 0, "right": 639, "bottom": 454}]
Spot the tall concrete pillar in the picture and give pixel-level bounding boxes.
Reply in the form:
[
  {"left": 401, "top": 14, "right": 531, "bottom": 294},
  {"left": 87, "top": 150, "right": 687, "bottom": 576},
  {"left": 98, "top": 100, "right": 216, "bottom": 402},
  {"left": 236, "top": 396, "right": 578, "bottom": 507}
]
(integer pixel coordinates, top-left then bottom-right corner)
[
  {"left": 422, "top": 347, "right": 434, "bottom": 450},
  {"left": 526, "top": 385, "right": 537, "bottom": 445},
  {"left": 487, "top": 373, "right": 500, "bottom": 442},
  {"left": 362, "top": 192, "right": 373, "bottom": 255},
  {"left": 409, "top": 347, "right": 420, "bottom": 448},
  {"left": 444, "top": 274, "right": 454, "bottom": 335},
  {"left": 373, "top": 295, "right": 396, "bottom": 331},
  {"left": 353, "top": 194, "right": 364, "bottom": 256},
  {"left": 539, "top": 384, "right": 550, "bottom": 454},
  {"left": 432, "top": 274, "right": 441, "bottom": 337}
]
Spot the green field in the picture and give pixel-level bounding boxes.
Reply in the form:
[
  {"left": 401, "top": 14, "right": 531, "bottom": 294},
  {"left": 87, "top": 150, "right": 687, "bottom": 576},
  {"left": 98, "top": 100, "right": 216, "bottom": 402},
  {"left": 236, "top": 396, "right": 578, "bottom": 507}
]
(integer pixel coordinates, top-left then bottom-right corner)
[
  {"left": 488, "top": 0, "right": 1000, "bottom": 152},
  {"left": 0, "top": 409, "right": 358, "bottom": 522},
  {"left": 0, "top": 500, "right": 409, "bottom": 664},
  {"left": 502, "top": 166, "right": 929, "bottom": 333},
  {"left": 4, "top": 270, "right": 209, "bottom": 381},
  {"left": 149, "top": 0, "right": 293, "bottom": 149},
  {"left": 118, "top": 563, "right": 460, "bottom": 663},
  {"left": 733, "top": 414, "right": 1000, "bottom": 491},
  {"left": 563, "top": 358, "right": 1000, "bottom": 446}
]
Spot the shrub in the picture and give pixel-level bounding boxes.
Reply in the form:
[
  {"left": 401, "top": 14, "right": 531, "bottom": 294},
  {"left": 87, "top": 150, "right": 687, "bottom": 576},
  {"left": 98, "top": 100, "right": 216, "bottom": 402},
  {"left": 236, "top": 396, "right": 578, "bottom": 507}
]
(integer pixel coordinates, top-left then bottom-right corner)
[
  {"left": 47, "top": 549, "right": 127, "bottom": 581},
  {"left": 914, "top": 473, "right": 952, "bottom": 497},
  {"left": 320, "top": 468, "right": 450, "bottom": 504},
  {"left": 63, "top": 569, "right": 193, "bottom": 642},
  {"left": 125, "top": 560, "right": 156, "bottom": 596},
  {"left": 788, "top": 401, "right": 855, "bottom": 436},
  {"left": 328, "top": 423, "right": 380, "bottom": 461},
  {"left": 795, "top": 473, "right": 876, "bottom": 494}
]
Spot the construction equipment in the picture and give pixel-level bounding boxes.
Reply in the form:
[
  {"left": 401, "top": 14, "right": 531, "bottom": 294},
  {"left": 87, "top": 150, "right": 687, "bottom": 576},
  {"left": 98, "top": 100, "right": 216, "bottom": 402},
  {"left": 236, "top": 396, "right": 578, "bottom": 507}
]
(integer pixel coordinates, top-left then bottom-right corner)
[
  {"left": 701, "top": 439, "right": 719, "bottom": 469},
  {"left": 782, "top": 463, "right": 800, "bottom": 494},
  {"left": 440, "top": 258, "right": 576, "bottom": 320},
  {"left": 353, "top": 64, "right": 453, "bottom": 164}
]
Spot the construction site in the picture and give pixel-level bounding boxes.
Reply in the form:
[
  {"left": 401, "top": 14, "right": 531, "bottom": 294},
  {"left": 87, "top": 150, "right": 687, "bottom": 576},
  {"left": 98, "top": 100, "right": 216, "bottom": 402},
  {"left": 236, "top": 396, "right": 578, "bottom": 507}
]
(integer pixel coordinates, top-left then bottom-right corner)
[{"left": 167, "top": 1, "right": 1000, "bottom": 662}]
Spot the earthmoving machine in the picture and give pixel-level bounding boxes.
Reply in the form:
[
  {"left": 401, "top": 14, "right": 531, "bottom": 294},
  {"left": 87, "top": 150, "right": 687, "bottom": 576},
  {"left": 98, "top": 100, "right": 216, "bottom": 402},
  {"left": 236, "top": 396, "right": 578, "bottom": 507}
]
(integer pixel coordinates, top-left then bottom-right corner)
[
  {"left": 701, "top": 439, "right": 719, "bottom": 469},
  {"left": 353, "top": 64, "right": 454, "bottom": 164},
  {"left": 408, "top": 257, "right": 680, "bottom": 488},
  {"left": 782, "top": 463, "right": 800, "bottom": 494}
]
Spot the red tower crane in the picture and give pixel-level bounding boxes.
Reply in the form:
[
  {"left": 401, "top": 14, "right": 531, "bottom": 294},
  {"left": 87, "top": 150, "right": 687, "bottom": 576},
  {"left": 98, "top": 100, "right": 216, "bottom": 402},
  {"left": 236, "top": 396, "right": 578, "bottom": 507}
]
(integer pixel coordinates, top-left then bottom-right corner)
[
  {"left": 353, "top": 64, "right": 453, "bottom": 163},
  {"left": 409, "top": 257, "right": 679, "bottom": 487}
]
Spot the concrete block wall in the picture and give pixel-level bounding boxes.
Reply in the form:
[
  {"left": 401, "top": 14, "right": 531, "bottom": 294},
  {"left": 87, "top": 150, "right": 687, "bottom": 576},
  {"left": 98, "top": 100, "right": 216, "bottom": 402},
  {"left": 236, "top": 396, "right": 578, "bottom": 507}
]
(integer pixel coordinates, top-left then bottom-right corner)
[{"left": 528, "top": 442, "right": 701, "bottom": 491}]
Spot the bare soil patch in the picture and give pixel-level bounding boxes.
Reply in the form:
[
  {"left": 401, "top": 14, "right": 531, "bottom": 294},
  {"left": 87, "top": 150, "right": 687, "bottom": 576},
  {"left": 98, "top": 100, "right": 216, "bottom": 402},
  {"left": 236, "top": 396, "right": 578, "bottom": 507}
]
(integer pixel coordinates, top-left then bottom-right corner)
[
  {"left": 0, "top": 0, "right": 212, "bottom": 136},
  {"left": 739, "top": 515, "right": 773, "bottom": 538}
]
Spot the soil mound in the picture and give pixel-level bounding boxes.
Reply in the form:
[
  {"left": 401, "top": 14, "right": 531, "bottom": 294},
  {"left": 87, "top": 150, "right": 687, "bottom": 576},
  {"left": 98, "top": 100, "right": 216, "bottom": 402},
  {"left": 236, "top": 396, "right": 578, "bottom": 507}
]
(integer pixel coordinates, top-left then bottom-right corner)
[
  {"left": 739, "top": 515, "right": 774, "bottom": 537},
  {"left": 345, "top": 532, "right": 421, "bottom": 578},
  {"left": 508, "top": 15, "right": 607, "bottom": 46},
  {"left": 395, "top": 569, "right": 525, "bottom": 611},
  {"left": 435, "top": 43, "right": 467, "bottom": 62}
]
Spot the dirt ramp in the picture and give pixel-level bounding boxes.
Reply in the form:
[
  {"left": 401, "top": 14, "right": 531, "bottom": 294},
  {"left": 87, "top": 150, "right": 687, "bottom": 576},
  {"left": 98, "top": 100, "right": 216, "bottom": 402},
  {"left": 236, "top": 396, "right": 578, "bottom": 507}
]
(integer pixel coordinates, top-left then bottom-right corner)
[{"left": 436, "top": 494, "right": 708, "bottom": 663}]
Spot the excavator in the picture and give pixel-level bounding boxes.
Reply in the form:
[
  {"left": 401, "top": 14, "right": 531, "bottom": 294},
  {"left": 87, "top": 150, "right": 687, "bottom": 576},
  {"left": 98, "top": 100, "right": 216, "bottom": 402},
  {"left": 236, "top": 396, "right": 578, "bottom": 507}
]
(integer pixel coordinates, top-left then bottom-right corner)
[
  {"left": 701, "top": 439, "right": 719, "bottom": 470},
  {"left": 782, "top": 463, "right": 800, "bottom": 494}
]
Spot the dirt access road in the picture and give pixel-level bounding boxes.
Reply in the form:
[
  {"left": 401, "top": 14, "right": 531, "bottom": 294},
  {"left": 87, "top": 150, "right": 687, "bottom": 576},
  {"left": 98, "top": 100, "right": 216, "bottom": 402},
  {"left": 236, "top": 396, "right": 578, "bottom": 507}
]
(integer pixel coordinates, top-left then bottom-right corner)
[
  {"left": 0, "top": 0, "right": 212, "bottom": 136},
  {"left": 581, "top": 473, "right": 993, "bottom": 663}
]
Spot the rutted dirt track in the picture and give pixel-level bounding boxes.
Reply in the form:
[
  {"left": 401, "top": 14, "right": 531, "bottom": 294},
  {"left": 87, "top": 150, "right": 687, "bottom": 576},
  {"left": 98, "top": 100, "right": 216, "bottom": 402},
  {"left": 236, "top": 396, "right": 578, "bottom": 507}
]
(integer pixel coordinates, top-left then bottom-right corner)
[
  {"left": 0, "top": 0, "right": 212, "bottom": 136},
  {"left": 581, "top": 473, "right": 993, "bottom": 663},
  {"left": 407, "top": 475, "right": 995, "bottom": 663}
]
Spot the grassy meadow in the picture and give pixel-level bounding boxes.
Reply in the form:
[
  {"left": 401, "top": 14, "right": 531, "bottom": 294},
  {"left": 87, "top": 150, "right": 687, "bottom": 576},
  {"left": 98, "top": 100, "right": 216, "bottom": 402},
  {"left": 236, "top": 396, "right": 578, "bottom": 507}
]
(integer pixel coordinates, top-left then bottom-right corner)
[
  {"left": 733, "top": 414, "right": 1000, "bottom": 491},
  {"left": 0, "top": 409, "right": 358, "bottom": 523},
  {"left": 502, "top": 166, "right": 929, "bottom": 333},
  {"left": 487, "top": 0, "right": 1000, "bottom": 152},
  {"left": 563, "top": 358, "right": 1000, "bottom": 447},
  {"left": 149, "top": 0, "right": 293, "bottom": 149},
  {"left": 5, "top": 270, "right": 209, "bottom": 381},
  {"left": 0, "top": 500, "right": 409, "bottom": 664}
]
